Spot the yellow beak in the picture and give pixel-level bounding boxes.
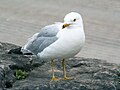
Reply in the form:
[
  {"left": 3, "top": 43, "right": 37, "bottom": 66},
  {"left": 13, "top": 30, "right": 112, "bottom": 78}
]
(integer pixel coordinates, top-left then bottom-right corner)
[{"left": 62, "top": 23, "right": 70, "bottom": 29}]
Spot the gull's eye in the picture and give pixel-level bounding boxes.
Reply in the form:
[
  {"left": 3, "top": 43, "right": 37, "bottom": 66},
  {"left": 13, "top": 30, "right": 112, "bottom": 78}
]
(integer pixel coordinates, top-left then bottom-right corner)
[{"left": 73, "top": 19, "right": 76, "bottom": 22}]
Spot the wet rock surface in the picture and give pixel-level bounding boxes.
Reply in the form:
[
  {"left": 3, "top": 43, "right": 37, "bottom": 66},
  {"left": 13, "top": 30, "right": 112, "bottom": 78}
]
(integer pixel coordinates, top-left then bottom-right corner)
[{"left": 0, "top": 42, "right": 120, "bottom": 90}]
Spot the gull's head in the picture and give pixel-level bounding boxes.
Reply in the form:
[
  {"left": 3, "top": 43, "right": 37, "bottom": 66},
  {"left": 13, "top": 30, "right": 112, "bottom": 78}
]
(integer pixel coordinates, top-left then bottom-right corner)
[{"left": 62, "top": 12, "right": 83, "bottom": 29}]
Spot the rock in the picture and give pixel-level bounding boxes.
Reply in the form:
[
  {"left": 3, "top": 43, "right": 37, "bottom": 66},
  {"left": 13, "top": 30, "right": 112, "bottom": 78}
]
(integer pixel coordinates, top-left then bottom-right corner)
[
  {"left": 0, "top": 42, "right": 120, "bottom": 90},
  {"left": 0, "top": 67, "right": 4, "bottom": 89}
]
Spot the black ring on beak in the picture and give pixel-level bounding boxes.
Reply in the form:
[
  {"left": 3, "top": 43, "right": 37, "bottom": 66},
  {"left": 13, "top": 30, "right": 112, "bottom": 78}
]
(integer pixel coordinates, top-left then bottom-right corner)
[{"left": 62, "top": 23, "right": 70, "bottom": 29}]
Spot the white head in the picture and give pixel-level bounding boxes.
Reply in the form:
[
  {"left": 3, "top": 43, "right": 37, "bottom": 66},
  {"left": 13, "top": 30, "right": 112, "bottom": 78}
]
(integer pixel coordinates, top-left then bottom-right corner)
[{"left": 62, "top": 12, "right": 83, "bottom": 29}]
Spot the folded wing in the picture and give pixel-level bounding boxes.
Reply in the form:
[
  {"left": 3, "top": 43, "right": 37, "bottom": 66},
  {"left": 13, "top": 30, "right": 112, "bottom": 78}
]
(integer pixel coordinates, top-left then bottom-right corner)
[{"left": 21, "top": 24, "right": 60, "bottom": 55}]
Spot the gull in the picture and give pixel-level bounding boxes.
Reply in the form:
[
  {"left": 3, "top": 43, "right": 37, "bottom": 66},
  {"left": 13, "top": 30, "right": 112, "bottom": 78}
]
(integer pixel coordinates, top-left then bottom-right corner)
[{"left": 21, "top": 12, "right": 85, "bottom": 81}]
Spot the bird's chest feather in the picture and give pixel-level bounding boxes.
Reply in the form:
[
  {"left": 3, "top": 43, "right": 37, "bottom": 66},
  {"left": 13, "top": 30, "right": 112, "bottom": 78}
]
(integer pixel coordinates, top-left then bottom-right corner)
[
  {"left": 38, "top": 28, "right": 85, "bottom": 59},
  {"left": 57, "top": 28, "right": 85, "bottom": 47}
]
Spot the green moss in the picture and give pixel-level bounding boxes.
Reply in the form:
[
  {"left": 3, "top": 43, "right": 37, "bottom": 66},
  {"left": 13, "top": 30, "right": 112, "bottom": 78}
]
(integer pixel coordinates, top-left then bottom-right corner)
[{"left": 15, "top": 69, "right": 28, "bottom": 80}]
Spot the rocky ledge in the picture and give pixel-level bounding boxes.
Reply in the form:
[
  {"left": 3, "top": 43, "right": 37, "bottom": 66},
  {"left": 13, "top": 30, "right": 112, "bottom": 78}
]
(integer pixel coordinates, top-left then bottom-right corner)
[{"left": 0, "top": 42, "right": 120, "bottom": 90}]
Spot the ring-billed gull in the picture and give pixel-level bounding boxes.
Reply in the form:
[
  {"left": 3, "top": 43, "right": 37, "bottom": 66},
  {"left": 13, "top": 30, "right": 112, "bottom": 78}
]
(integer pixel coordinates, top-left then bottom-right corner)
[{"left": 21, "top": 12, "right": 85, "bottom": 81}]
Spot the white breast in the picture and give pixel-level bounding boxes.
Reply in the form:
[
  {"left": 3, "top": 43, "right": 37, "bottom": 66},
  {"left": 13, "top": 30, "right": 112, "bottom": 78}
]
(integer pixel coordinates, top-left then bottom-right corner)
[{"left": 37, "top": 27, "right": 85, "bottom": 59}]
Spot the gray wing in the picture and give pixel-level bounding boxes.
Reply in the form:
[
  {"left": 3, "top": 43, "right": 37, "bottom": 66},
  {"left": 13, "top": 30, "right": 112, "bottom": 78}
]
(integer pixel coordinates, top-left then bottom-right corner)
[{"left": 22, "top": 24, "right": 59, "bottom": 55}]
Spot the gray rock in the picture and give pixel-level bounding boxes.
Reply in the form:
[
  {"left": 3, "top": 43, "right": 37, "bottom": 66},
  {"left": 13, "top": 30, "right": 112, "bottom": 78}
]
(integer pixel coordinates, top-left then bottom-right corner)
[
  {"left": 0, "top": 42, "right": 120, "bottom": 90},
  {"left": 0, "top": 67, "right": 4, "bottom": 89}
]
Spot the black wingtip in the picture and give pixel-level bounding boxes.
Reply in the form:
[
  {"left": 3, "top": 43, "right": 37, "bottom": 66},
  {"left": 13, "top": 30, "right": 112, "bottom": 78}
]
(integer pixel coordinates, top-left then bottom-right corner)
[
  {"left": 8, "top": 47, "right": 33, "bottom": 55},
  {"left": 8, "top": 47, "right": 23, "bottom": 54},
  {"left": 23, "top": 53, "right": 33, "bottom": 55}
]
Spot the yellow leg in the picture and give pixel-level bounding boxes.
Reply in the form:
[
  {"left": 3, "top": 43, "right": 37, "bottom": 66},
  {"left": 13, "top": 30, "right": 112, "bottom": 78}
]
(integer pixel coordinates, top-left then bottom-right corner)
[
  {"left": 51, "top": 60, "right": 60, "bottom": 81},
  {"left": 62, "top": 59, "right": 73, "bottom": 80}
]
